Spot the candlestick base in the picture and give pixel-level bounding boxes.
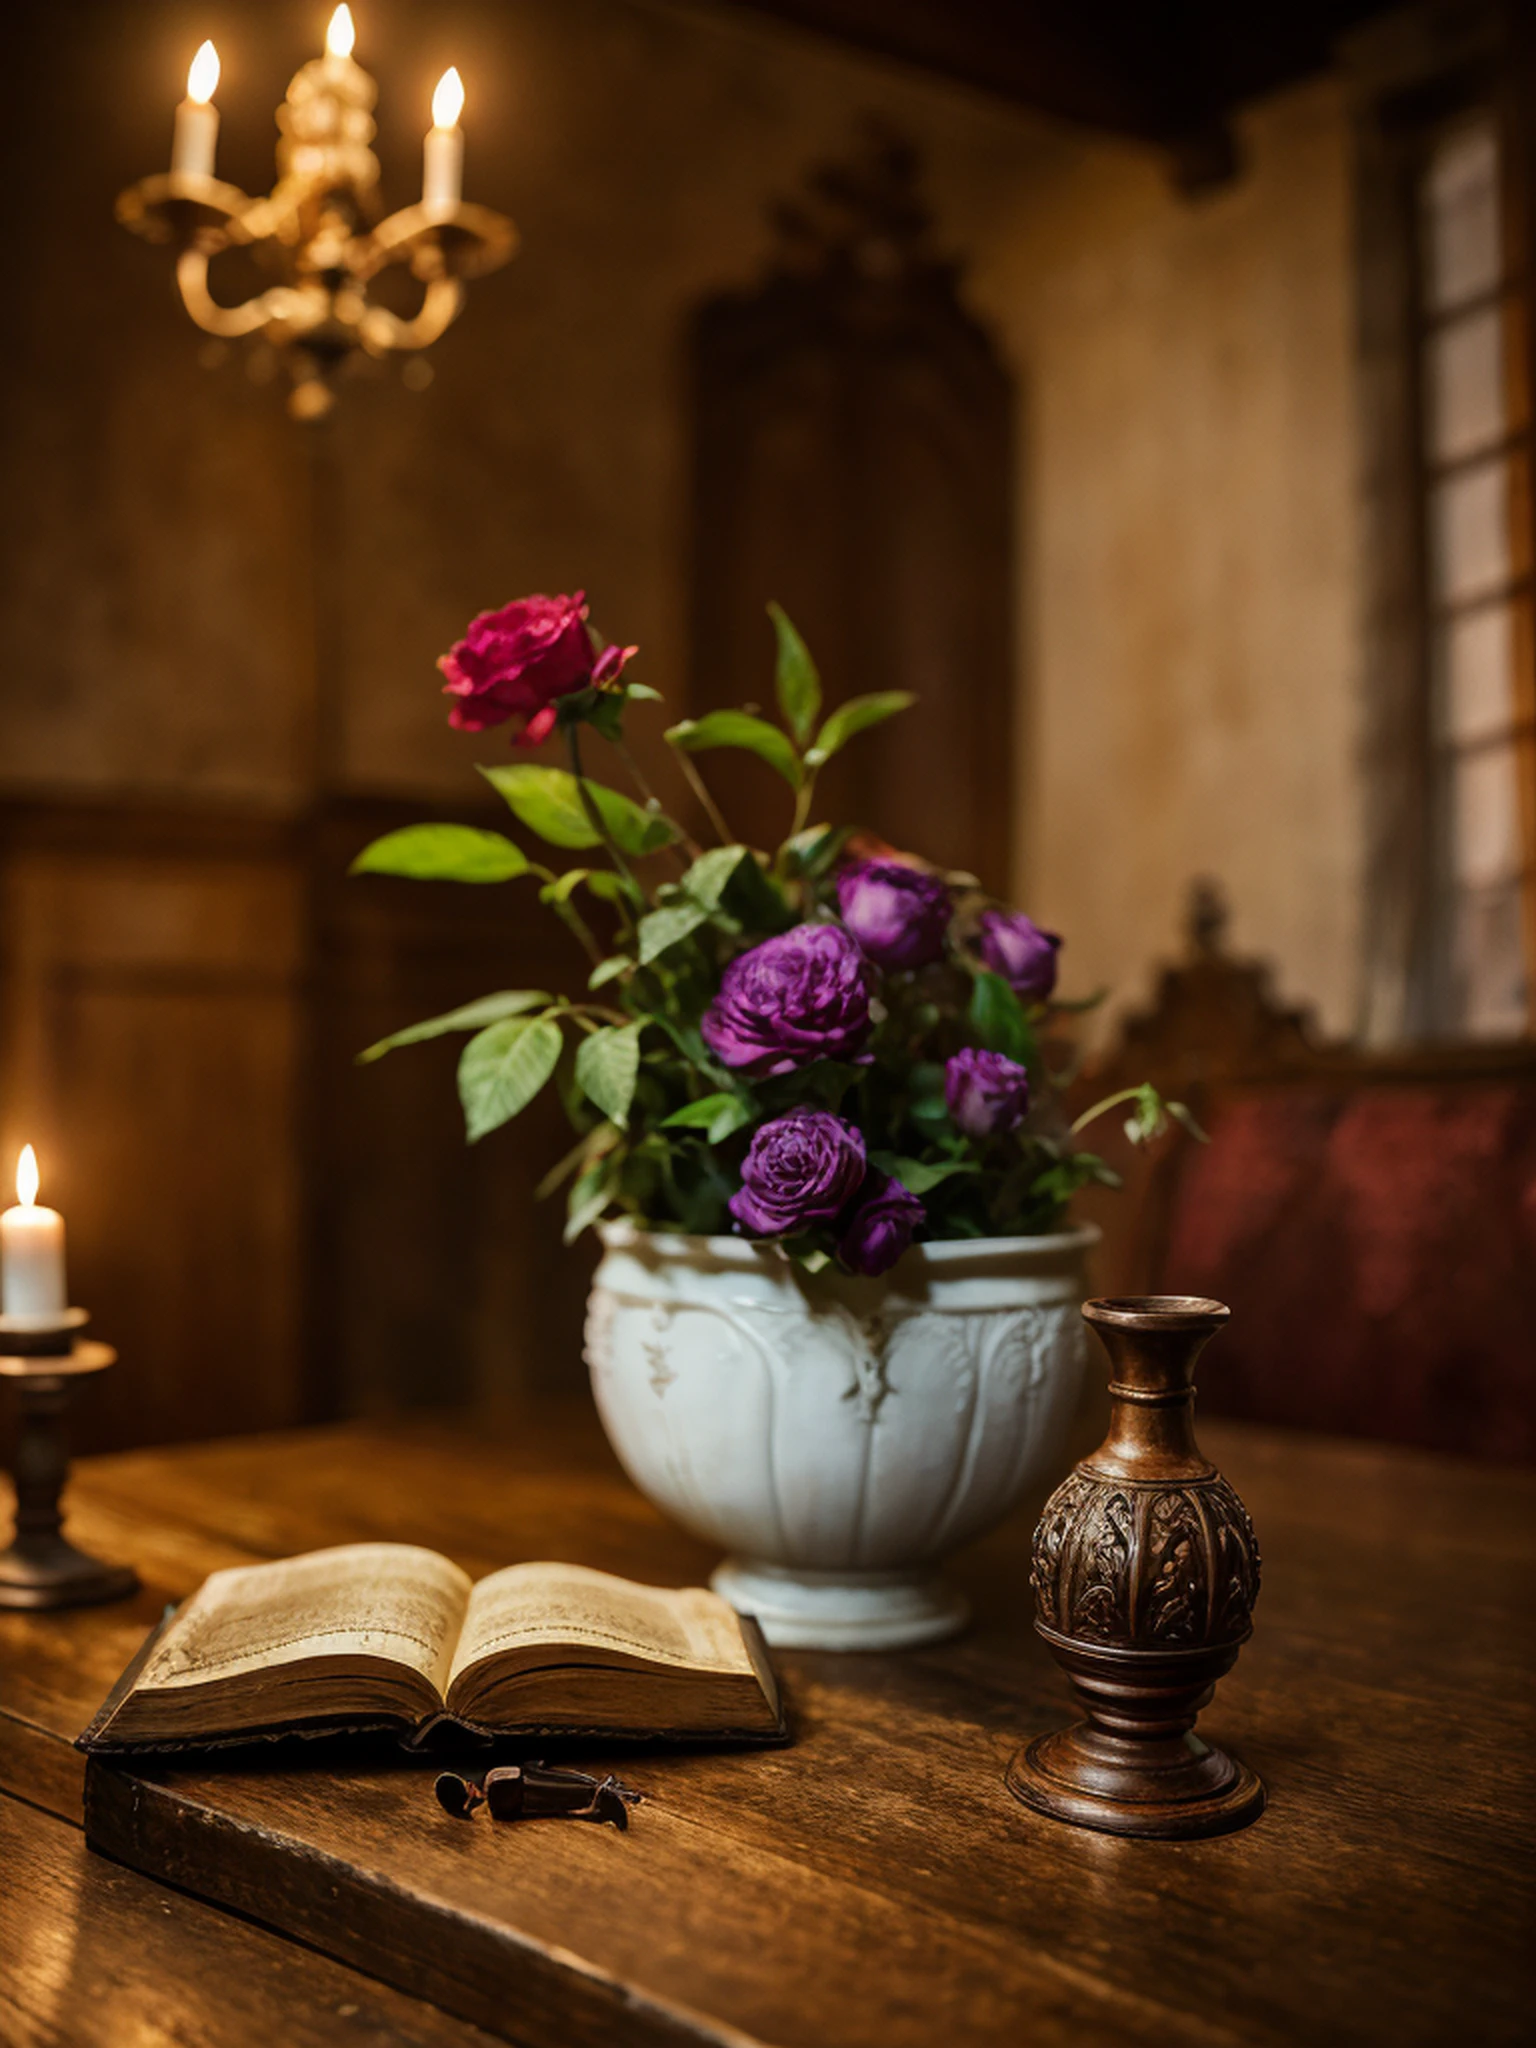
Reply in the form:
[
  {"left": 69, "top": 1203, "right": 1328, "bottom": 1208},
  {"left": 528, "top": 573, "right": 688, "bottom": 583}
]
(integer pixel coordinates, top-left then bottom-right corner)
[
  {"left": 0, "top": 1330, "right": 140, "bottom": 1612},
  {"left": 0, "top": 1536, "right": 140, "bottom": 1612}
]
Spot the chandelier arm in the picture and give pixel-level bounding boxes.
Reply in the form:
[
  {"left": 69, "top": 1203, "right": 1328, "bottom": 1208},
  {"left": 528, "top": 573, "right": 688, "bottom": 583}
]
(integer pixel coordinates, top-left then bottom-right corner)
[
  {"left": 357, "top": 276, "right": 466, "bottom": 356},
  {"left": 174, "top": 249, "right": 319, "bottom": 340}
]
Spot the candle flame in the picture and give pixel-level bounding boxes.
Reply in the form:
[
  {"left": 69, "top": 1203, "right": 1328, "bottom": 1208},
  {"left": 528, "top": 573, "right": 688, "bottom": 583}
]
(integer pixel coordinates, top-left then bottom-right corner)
[
  {"left": 326, "top": 5, "right": 356, "bottom": 59},
  {"left": 432, "top": 66, "right": 464, "bottom": 129},
  {"left": 187, "top": 39, "right": 220, "bottom": 104},
  {"left": 16, "top": 1146, "right": 39, "bottom": 1209}
]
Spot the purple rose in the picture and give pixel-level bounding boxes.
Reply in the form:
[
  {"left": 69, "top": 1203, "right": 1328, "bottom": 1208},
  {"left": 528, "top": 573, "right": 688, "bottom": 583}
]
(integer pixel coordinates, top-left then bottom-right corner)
[
  {"left": 729, "top": 1110, "right": 867, "bottom": 1236},
  {"left": 702, "top": 925, "right": 874, "bottom": 1076},
  {"left": 977, "top": 909, "right": 1062, "bottom": 1002},
  {"left": 836, "top": 860, "right": 952, "bottom": 972},
  {"left": 945, "top": 1048, "right": 1030, "bottom": 1140},
  {"left": 438, "top": 591, "right": 636, "bottom": 746},
  {"left": 838, "top": 1171, "right": 925, "bottom": 1276}
]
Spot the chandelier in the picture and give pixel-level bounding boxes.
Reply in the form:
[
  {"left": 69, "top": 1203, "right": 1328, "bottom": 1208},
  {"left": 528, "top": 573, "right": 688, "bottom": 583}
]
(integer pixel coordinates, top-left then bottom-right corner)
[{"left": 115, "top": 6, "right": 516, "bottom": 420}]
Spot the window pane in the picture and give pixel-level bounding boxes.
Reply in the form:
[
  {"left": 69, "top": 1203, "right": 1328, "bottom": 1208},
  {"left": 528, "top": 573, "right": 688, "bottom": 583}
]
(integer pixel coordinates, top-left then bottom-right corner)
[
  {"left": 1450, "top": 740, "right": 1524, "bottom": 887},
  {"left": 1422, "top": 119, "right": 1502, "bottom": 312},
  {"left": 1454, "top": 879, "right": 1530, "bottom": 1037},
  {"left": 1426, "top": 306, "right": 1507, "bottom": 463},
  {"left": 1442, "top": 601, "right": 1516, "bottom": 744},
  {"left": 1430, "top": 456, "right": 1513, "bottom": 602}
]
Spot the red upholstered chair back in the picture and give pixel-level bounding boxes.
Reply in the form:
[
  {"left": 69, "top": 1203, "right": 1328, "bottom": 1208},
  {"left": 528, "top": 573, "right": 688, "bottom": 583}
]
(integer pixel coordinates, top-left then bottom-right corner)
[{"left": 1073, "top": 888, "right": 1536, "bottom": 1462}]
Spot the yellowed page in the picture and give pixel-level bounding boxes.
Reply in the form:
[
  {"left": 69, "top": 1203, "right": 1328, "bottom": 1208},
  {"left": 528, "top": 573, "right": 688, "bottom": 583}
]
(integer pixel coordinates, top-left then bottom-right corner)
[
  {"left": 448, "top": 1561, "right": 753, "bottom": 1693},
  {"left": 138, "top": 1543, "right": 473, "bottom": 1701}
]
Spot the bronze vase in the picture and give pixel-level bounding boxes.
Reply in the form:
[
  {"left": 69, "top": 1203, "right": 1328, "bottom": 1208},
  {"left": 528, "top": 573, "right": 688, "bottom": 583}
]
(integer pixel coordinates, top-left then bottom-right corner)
[{"left": 1006, "top": 1295, "right": 1265, "bottom": 1839}]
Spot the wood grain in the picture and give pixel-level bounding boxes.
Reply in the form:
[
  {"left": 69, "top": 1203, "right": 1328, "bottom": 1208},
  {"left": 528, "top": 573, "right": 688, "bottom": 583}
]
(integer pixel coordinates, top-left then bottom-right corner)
[
  {"left": 3, "top": 1409, "right": 1533, "bottom": 2048},
  {"left": 0, "top": 1796, "right": 496, "bottom": 2048}
]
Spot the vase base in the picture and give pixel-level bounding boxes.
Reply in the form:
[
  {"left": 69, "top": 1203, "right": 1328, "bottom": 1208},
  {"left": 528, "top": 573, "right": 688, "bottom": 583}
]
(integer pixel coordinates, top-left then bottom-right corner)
[
  {"left": 710, "top": 1558, "right": 969, "bottom": 1651},
  {"left": 1005, "top": 1724, "right": 1266, "bottom": 1840}
]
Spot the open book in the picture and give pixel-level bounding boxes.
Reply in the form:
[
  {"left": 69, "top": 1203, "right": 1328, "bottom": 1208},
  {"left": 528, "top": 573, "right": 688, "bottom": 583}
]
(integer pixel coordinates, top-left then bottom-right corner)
[{"left": 78, "top": 1545, "right": 784, "bottom": 1755}]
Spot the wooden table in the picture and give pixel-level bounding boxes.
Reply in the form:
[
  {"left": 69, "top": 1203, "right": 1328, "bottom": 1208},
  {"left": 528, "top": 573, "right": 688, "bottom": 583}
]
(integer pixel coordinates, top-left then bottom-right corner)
[{"left": 1, "top": 1405, "right": 1532, "bottom": 2048}]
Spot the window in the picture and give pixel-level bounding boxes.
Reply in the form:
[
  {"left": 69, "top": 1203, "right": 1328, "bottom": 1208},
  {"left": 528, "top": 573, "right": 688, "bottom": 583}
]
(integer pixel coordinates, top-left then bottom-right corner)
[{"left": 1416, "top": 111, "right": 1535, "bottom": 1035}]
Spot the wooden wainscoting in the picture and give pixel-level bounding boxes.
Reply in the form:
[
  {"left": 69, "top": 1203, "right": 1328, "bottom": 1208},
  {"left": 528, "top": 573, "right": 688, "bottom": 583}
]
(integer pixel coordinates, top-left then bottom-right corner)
[
  {"left": 0, "top": 803, "right": 306, "bottom": 1451},
  {"left": 0, "top": 796, "right": 597, "bottom": 1453}
]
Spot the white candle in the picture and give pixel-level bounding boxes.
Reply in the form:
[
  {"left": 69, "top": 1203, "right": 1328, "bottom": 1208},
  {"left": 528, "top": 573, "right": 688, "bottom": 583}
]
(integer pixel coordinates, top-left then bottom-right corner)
[
  {"left": 171, "top": 42, "right": 220, "bottom": 177},
  {"left": 1, "top": 1147, "right": 67, "bottom": 1320},
  {"left": 423, "top": 68, "right": 464, "bottom": 217}
]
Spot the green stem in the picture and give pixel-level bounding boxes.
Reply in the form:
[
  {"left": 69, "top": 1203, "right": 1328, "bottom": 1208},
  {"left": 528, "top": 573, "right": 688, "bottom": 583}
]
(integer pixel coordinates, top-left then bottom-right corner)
[
  {"left": 550, "top": 898, "right": 603, "bottom": 967},
  {"left": 773, "top": 766, "right": 818, "bottom": 882},
  {"left": 1069, "top": 1086, "right": 1143, "bottom": 1138},
  {"left": 567, "top": 727, "right": 644, "bottom": 903},
  {"left": 675, "top": 750, "right": 735, "bottom": 848},
  {"left": 614, "top": 738, "right": 699, "bottom": 865}
]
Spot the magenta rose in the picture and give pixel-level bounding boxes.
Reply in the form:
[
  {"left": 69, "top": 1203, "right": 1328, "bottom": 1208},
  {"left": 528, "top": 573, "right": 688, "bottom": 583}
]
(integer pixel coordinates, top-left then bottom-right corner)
[
  {"left": 836, "top": 860, "right": 951, "bottom": 972},
  {"left": 702, "top": 925, "right": 874, "bottom": 1076},
  {"left": 729, "top": 1110, "right": 867, "bottom": 1236},
  {"left": 838, "top": 1171, "right": 925, "bottom": 1276},
  {"left": 977, "top": 909, "right": 1062, "bottom": 1002},
  {"left": 945, "top": 1047, "right": 1030, "bottom": 1140},
  {"left": 437, "top": 591, "right": 636, "bottom": 746}
]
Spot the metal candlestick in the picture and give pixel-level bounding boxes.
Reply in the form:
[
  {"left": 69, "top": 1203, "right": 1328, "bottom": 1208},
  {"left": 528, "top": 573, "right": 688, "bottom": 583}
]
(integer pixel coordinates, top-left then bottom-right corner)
[{"left": 0, "top": 1309, "right": 139, "bottom": 1610}]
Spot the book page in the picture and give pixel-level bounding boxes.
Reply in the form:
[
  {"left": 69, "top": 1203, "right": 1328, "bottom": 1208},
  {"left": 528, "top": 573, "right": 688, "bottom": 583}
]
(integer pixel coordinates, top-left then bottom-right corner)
[
  {"left": 449, "top": 1561, "right": 754, "bottom": 1692},
  {"left": 137, "top": 1543, "right": 473, "bottom": 1700}
]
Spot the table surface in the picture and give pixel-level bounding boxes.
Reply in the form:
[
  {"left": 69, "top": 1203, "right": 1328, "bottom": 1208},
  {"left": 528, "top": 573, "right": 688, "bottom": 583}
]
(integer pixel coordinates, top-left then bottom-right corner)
[{"left": 1, "top": 1402, "right": 1532, "bottom": 2048}]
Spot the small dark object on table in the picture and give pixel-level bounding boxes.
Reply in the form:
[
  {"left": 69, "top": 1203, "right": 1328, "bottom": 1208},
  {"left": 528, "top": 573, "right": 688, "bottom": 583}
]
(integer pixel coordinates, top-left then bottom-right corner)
[{"left": 435, "top": 1763, "right": 643, "bottom": 1829}]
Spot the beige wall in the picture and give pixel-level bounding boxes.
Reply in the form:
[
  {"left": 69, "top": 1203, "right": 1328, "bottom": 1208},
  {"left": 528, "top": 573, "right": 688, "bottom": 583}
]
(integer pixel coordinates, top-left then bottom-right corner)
[
  {"left": 983, "top": 81, "right": 1364, "bottom": 1039},
  {"left": 0, "top": 0, "right": 1363, "bottom": 1032}
]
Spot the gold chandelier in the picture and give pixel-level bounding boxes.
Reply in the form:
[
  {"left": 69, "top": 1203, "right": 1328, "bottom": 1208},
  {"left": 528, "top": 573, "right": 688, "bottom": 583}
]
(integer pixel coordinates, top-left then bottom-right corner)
[{"left": 115, "top": 6, "right": 516, "bottom": 419}]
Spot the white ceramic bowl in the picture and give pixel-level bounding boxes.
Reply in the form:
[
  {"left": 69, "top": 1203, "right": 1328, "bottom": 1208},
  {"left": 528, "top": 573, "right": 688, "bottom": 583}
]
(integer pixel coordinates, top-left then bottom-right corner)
[{"left": 585, "top": 1221, "right": 1097, "bottom": 1648}]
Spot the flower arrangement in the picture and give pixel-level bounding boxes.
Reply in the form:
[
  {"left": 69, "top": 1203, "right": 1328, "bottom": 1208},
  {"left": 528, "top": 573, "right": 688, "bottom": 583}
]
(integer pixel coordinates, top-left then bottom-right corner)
[{"left": 354, "top": 592, "right": 1196, "bottom": 1275}]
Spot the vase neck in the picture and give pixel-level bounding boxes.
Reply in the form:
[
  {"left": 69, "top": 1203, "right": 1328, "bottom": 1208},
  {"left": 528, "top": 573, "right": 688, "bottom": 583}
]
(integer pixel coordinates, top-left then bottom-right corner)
[{"left": 1078, "top": 1297, "right": 1228, "bottom": 1484}]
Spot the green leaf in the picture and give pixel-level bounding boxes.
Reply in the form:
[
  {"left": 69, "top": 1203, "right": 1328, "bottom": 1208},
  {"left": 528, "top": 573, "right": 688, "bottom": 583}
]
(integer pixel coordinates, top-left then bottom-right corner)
[
  {"left": 357, "top": 991, "right": 551, "bottom": 1065},
  {"left": 768, "top": 602, "right": 821, "bottom": 745},
  {"left": 585, "top": 871, "right": 631, "bottom": 904},
  {"left": 968, "top": 971, "right": 1034, "bottom": 1066},
  {"left": 457, "top": 1016, "right": 563, "bottom": 1143},
  {"left": 680, "top": 844, "right": 753, "bottom": 908},
  {"left": 565, "top": 1152, "right": 623, "bottom": 1243},
  {"left": 587, "top": 955, "right": 631, "bottom": 989},
  {"left": 480, "top": 765, "right": 676, "bottom": 856},
  {"left": 868, "top": 1152, "right": 979, "bottom": 1196},
  {"left": 807, "top": 691, "right": 916, "bottom": 767},
  {"left": 349, "top": 824, "right": 530, "bottom": 885},
  {"left": 575, "top": 1023, "right": 642, "bottom": 1128},
  {"left": 625, "top": 682, "right": 664, "bottom": 703},
  {"left": 638, "top": 899, "right": 711, "bottom": 964},
  {"left": 662, "top": 1092, "right": 754, "bottom": 1142},
  {"left": 535, "top": 1119, "right": 623, "bottom": 1202},
  {"left": 540, "top": 868, "right": 592, "bottom": 905},
  {"left": 782, "top": 823, "right": 852, "bottom": 878},
  {"left": 664, "top": 712, "right": 802, "bottom": 789}
]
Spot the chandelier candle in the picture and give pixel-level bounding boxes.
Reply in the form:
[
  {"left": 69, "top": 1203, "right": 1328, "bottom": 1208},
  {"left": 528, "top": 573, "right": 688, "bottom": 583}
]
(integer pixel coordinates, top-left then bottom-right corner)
[
  {"left": 0, "top": 1148, "right": 67, "bottom": 1321},
  {"left": 423, "top": 68, "right": 465, "bottom": 218},
  {"left": 171, "top": 42, "right": 220, "bottom": 177},
  {"left": 116, "top": 6, "right": 515, "bottom": 418}
]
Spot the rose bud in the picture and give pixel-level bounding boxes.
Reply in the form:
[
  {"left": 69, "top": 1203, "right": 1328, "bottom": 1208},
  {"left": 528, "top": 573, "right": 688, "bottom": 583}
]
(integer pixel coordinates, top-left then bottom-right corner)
[
  {"left": 728, "top": 1110, "right": 868, "bottom": 1236},
  {"left": 837, "top": 1171, "right": 925, "bottom": 1277},
  {"left": 976, "top": 909, "right": 1062, "bottom": 1003},
  {"left": 702, "top": 925, "right": 874, "bottom": 1076},
  {"left": 836, "top": 860, "right": 952, "bottom": 972},
  {"left": 944, "top": 1047, "right": 1030, "bottom": 1141},
  {"left": 437, "top": 591, "right": 636, "bottom": 747}
]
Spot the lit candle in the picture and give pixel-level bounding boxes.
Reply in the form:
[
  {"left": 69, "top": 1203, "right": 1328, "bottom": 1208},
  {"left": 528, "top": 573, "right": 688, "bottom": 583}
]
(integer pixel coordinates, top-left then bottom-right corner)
[
  {"left": 326, "top": 5, "right": 356, "bottom": 62},
  {"left": 0, "top": 1147, "right": 67, "bottom": 1320},
  {"left": 423, "top": 68, "right": 465, "bottom": 218},
  {"left": 171, "top": 41, "right": 221, "bottom": 178}
]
